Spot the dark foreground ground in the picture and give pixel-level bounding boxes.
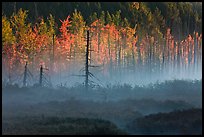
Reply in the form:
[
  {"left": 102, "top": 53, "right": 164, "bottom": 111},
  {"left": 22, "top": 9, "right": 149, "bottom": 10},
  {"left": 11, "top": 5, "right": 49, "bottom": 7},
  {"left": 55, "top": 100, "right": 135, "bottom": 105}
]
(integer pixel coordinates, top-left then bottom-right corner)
[
  {"left": 2, "top": 116, "right": 126, "bottom": 135},
  {"left": 2, "top": 80, "right": 202, "bottom": 135}
]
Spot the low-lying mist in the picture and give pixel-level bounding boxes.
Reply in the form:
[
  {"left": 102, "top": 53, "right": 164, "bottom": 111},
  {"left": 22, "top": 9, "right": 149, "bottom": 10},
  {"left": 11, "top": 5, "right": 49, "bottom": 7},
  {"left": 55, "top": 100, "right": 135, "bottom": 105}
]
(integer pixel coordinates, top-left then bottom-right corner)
[
  {"left": 2, "top": 79, "right": 202, "bottom": 135},
  {"left": 3, "top": 79, "right": 202, "bottom": 107}
]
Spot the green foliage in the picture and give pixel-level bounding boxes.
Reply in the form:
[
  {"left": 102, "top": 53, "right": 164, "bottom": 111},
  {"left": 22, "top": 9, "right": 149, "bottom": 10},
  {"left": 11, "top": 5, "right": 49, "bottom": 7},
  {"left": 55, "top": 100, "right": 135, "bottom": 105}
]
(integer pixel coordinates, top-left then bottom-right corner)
[
  {"left": 70, "top": 9, "right": 85, "bottom": 34},
  {"left": 47, "top": 14, "right": 56, "bottom": 37},
  {"left": 99, "top": 11, "right": 105, "bottom": 25},
  {"left": 89, "top": 12, "right": 98, "bottom": 25},
  {"left": 122, "top": 18, "right": 130, "bottom": 28},
  {"left": 153, "top": 7, "right": 166, "bottom": 36},
  {"left": 38, "top": 18, "right": 48, "bottom": 35},
  {"left": 112, "top": 10, "right": 121, "bottom": 27},
  {"left": 106, "top": 11, "right": 112, "bottom": 24}
]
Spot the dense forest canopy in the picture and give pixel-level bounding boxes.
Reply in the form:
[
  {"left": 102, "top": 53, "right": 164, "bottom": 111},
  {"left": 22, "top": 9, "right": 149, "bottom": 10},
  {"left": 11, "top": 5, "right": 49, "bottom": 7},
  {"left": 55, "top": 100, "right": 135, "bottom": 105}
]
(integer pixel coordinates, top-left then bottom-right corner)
[{"left": 2, "top": 2, "right": 202, "bottom": 38}]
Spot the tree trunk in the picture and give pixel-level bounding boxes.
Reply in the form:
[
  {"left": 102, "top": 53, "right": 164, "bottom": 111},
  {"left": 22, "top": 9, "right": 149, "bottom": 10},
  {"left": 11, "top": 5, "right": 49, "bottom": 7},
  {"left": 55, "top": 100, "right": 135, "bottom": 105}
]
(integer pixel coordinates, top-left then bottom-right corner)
[
  {"left": 39, "top": 65, "right": 43, "bottom": 87},
  {"left": 13, "top": 2, "right": 16, "bottom": 14},
  {"left": 23, "top": 62, "right": 28, "bottom": 87},
  {"left": 34, "top": 2, "right": 38, "bottom": 20},
  {"left": 85, "top": 30, "right": 89, "bottom": 91}
]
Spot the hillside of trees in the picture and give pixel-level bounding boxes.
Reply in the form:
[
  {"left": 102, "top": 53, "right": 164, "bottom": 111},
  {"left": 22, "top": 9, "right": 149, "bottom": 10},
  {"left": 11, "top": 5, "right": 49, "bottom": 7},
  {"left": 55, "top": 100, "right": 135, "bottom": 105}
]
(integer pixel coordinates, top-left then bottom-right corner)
[
  {"left": 2, "top": 2, "right": 202, "bottom": 87},
  {"left": 2, "top": 2, "right": 202, "bottom": 38}
]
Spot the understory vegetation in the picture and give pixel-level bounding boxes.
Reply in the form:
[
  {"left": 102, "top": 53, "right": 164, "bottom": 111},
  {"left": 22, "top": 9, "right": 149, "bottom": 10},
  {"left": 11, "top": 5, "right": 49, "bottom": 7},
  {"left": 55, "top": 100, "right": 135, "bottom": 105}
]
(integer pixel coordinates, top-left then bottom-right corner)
[{"left": 2, "top": 79, "right": 202, "bottom": 135}]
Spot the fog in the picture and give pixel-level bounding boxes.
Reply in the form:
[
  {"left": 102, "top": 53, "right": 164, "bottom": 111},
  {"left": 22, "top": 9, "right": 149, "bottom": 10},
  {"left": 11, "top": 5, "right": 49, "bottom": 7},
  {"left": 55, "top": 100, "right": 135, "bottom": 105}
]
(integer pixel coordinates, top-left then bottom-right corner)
[
  {"left": 2, "top": 78, "right": 202, "bottom": 135},
  {"left": 2, "top": 42, "right": 202, "bottom": 135},
  {"left": 2, "top": 56, "right": 202, "bottom": 88}
]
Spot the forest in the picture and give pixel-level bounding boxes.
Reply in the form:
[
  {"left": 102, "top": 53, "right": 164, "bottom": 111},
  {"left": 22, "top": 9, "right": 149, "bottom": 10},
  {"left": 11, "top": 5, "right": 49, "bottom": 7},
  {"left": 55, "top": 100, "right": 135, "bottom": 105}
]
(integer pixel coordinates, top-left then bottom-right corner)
[
  {"left": 2, "top": 2, "right": 202, "bottom": 135},
  {"left": 2, "top": 2, "right": 202, "bottom": 87}
]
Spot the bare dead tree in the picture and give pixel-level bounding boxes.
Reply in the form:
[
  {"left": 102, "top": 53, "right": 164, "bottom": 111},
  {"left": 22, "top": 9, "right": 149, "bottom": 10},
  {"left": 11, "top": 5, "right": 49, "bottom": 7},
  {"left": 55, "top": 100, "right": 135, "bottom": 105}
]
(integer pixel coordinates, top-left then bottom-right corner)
[
  {"left": 39, "top": 65, "right": 43, "bottom": 87},
  {"left": 22, "top": 62, "right": 33, "bottom": 87},
  {"left": 13, "top": 2, "right": 16, "bottom": 14},
  {"left": 49, "top": 34, "right": 55, "bottom": 74},
  {"left": 34, "top": 2, "right": 38, "bottom": 20},
  {"left": 53, "top": 34, "right": 55, "bottom": 65},
  {"left": 38, "top": 65, "right": 52, "bottom": 87},
  {"left": 85, "top": 30, "right": 89, "bottom": 90},
  {"left": 23, "top": 62, "right": 28, "bottom": 87},
  {"left": 69, "top": 30, "right": 102, "bottom": 90}
]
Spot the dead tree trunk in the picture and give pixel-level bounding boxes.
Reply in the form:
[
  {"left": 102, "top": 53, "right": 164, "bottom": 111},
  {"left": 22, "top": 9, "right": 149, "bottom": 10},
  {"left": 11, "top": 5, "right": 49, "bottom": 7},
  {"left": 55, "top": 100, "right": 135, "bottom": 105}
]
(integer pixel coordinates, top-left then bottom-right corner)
[
  {"left": 98, "top": 29, "right": 101, "bottom": 53},
  {"left": 89, "top": 36, "right": 92, "bottom": 65},
  {"left": 118, "top": 31, "right": 121, "bottom": 71},
  {"left": 34, "top": 2, "right": 38, "bottom": 20},
  {"left": 52, "top": 34, "right": 55, "bottom": 73},
  {"left": 132, "top": 41, "right": 135, "bottom": 72},
  {"left": 39, "top": 65, "right": 43, "bottom": 87},
  {"left": 23, "top": 62, "right": 28, "bottom": 87},
  {"left": 108, "top": 32, "right": 111, "bottom": 59},
  {"left": 85, "top": 30, "right": 89, "bottom": 90},
  {"left": 49, "top": 34, "right": 54, "bottom": 74},
  {"left": 13, "top": 2, "right": 16, "bottom": 14}
]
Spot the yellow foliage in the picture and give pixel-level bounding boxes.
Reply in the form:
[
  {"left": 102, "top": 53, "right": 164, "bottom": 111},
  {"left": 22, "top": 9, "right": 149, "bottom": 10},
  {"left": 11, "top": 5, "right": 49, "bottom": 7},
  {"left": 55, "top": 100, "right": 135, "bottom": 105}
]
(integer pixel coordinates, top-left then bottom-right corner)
[
  {"left": 132, "top": 2, "right": 140, "bottom": 10},
  {"left": 2, "top": 15, "right": 15, "bottom": 46}
]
